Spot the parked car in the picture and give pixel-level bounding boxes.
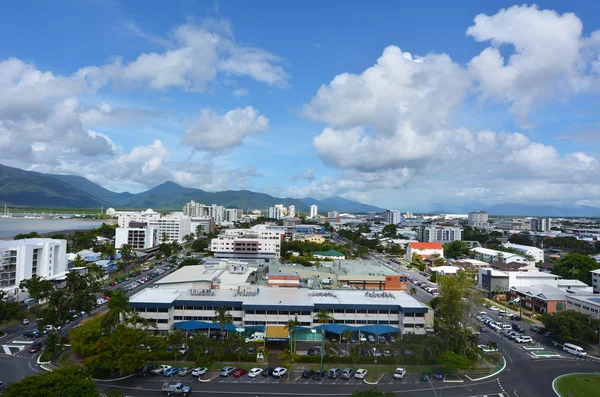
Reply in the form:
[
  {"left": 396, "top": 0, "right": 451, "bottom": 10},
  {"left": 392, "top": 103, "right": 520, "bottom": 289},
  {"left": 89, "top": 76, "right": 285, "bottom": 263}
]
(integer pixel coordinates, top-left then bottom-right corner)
[
  {"left": 151, "top": 365, "right": 171, "bottom": 375},
  {"left": 349, "top": 336, "right": 358, "bottom": 343},
  {"left": 230, "top": 368, "right": 245, "bottom": 378},
  {"left": 515, "top": 335, "right": 533, "bottom": 343},
  {"left": 308, "top": 346, "right": 321, "bottom": 356},
  {"left": 367, "top": 335, "right": 376, "bottom": 343},
  {"left": 21, "top": 318, "right": 30, "bottom": 325},
  {"left": 302, "top": 369, "right": 315, "bottom": 379},
  {"left": 327, "top": 367, "right": 342, "bottom": 379},
  {"left": 359, "top": 334, "right": 367, "bottom": 342},
  {"left": 248, "top": 368, "right": 263, "bottom": 378},
  {"left": 163, "top": 367, "right": 181, "bottom": 377},
  {"left": 28, "top": 342, "right": 42, "bottom": 353},
  {"left": 393, "top": 368, "right": 406, "bottom": 380},
  {"left": 312, "top": 370, "right": 326, "bottom": 380},
  {"left": 433, "top": 371, "right": 444, "bottom": 381},
  {"left": 161, "top": 382, "right": 190, "bottom": 396},
  {"left": 261, "top": 367, "right": 273, "bottom": 377},
  {"left": 419, "top": 372, "right": 432, "bottom": 382},
  {"left": 178, "top": 367, "right": 193, "bottom": 376},
  {"left": 341, "top": 368, "right": 355, "bottom": 380},
  {"left": 191, "top": 367, "right": 207, "bottom": 377},
  {"left": 543, "top": 331, "right": 556, "bottom": 338},
  {"left": 510, "top": 315, "right": 522, "bottom": 321},
  {"left": 512, "top": 323, "right": 525, "bottom": 333},
  {"left": 272, "top": 367, "right": 287, "bottom": 378},
  {"left": 135, "top": 365, "right": 157, "bottom": 376},
  {"left": 489, "top": 306, "right": 500, "bottom": 311},
  {"left": 354, "top": 369, "right": 368, "bottom": 379},
  {"left": 179, "top": 345, "right": 188, "bottom": 355}
]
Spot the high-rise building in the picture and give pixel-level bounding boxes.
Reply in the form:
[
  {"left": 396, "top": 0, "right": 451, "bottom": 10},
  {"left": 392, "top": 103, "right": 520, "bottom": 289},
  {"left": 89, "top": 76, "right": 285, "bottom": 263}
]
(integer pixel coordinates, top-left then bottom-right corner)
[
  {"left": 310, "top": 205, "right": 318, "bottom": 218},
  {"left": 367, "top": 212, "right": 376, "bottom": 221},
  {"left": 0, "top": 238, "right": 67, "bottom": 301},
  {"left": 115, "top": 223, "right": 158, "bottom": 249},
  {"left": 190, "top": 217, "right": 214, "bottom": 236},
  {"left": 418, "top": 225, "right": 463, "bottom": 243},
  {"left": 468, "top": 211, "right": 489, "bottom": 228},
  {"left": 385, "top": 210, "right": 401, "bottom": 225},
  {"left": 531, "top": 218, "right": 552, "bottom": 232},
  {"left": 268, "top": 206, "right": 282, "bottom": 220},
  {"left": 288, "top": 205, "right": 296, "bottom": 217}
]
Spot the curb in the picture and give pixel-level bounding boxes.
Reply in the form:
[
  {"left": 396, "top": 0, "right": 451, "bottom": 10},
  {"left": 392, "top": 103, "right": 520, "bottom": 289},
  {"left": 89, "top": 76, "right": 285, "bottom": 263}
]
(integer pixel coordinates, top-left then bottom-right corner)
[
  {"left": 40, "top": 365, "right": 53, "bottom": 372},
  {"left": 465, "top": 356, "right": 505, "bottom": 382},
  {"left": 37, "top": 355, "right": 51, "bottom": 365},
  {"left": 364, "top": 373, "right": 385, "bottom": 385},
  {"left": 94, "top": 374, "right": 135, "bottom": 382},
  {"left": 551, "top": 372, "right": 596, "bottom": 396}
]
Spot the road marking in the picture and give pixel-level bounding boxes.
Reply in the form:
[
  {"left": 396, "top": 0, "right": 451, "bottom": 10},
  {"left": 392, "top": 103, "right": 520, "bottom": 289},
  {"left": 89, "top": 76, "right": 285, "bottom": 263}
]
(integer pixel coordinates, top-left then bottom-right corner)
[{"left": 2, "top": 345, "right": 11, "bottom": 355}]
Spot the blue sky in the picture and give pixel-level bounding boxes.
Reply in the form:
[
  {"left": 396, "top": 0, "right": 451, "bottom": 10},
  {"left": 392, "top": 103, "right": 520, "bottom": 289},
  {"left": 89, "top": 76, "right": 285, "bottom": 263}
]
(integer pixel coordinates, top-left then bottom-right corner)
[{"left": 2, "top": 1, "right": 600, "bottom": 212}]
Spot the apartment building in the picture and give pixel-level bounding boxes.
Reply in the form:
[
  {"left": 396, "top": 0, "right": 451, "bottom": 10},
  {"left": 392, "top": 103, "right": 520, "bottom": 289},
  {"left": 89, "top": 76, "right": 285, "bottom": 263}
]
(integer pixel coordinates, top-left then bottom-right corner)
[
  {"left": 385, "top": 210, "right": 401, "bottom": 225},
  {"left": 190, "top": 217, "right": 214, "bottom": 235},
  {"left": 115, "top": 222, "right": 158, "bottom": 249},
  {"left": 591, "top": 269, "right": 600, "bottom": 294},
  {"left": 471, "top": 247, "right": 530, "bottom": 264},
  {"left": 468, "top": 211, "right": 489, "bottom": 228},
  {"left": 117, "top": 208, "right": 161, "bottom": 228},
  {"left": 310, "top": 205, "right": 318, "bottom": 218},
  {"left": 0, "top": 239, "right": 67, "bottom": 300},
  {"left": 417, "top": 225, "right": 463, "bottom": 243},
  {"left": 502, "top": 242, "right": 544, "bottom": 262},
  {"left": 531, "top": 218, "right": 552, "bottom": 232},
  {"left": 268, "top": 206, "right": 282, "bottom": 220},
  {"left": 211, "top": 229, "right": 283, "bottom": 260},
  {"left": 129, "top": 287, "right": 433, "bottom": 335}
]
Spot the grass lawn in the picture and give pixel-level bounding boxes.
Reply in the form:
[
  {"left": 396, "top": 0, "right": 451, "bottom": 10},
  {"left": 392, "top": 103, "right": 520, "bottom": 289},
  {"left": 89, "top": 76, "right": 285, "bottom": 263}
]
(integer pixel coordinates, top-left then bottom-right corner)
[{"left": 555, "top": 374, "right": 600, "bottom": 397}]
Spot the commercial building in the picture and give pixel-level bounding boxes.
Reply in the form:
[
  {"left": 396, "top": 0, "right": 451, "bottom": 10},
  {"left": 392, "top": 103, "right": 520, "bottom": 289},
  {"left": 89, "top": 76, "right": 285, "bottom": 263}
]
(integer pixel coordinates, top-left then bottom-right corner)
[
  {"left": 118, "top": 210, "right": 191, "bottom": 243},
  {"left": 509, "top": 284, "right": 566, "bottom": 314},
  {"left": 0, "top": 239, "right": 67, "bottom": 300},
  {"left": 117, "top": 208, "right": 161, "bottom": 228},
  {"left": 310, "top": 205, "right": 318, "bottom": 218},
  {"left": 115, "top": 222, "right": 158, "bottom": 249},
  {"left": 154, "top": 261, "right": 252, "bottom": 290},
  {"left": 417, "top": 226, "right": 463, "bottom": 243},
  {"left": 405, "top": 242, "right": 444, "bottom": 261},
  {"left": 531, "top": 218, "right": 552, "bottom": 232},
  {"left": 471, "top": 247, "right": 530, "bottom": 264},
  {"left": 210, "top": 230, "right": 282, "bottom": 260},
  {"left": 468, "top": 211, "right": 489, "bottom": 228},
  {"left": 385, "top": 210, "right": 401, "bottom": 225},
  {"left": 267, "top": 273, "right": 300, "bottom": 288},
  {"left": 190, "top": 217, "right": 214, "bottom": 236},
  {"left": 478, "top": 269, "right": 561, "bottom": 293},
  {"left": 502, "top": 242, "right": 544, "bottom": 262},
  {"left": 566, "top": 295, "right": 600, "bottom": 319},
  {"left": 128, "top": 287, "right": 433, "bottom": 335},
  {"left": 327, "top": 211, "right": 340, "bottom": 222},
  {"left": 337, "top": 275, "right": 409, "bottom": 291},
  {"left": 591, "top": 269, "right": 600, "bottom": 294}
]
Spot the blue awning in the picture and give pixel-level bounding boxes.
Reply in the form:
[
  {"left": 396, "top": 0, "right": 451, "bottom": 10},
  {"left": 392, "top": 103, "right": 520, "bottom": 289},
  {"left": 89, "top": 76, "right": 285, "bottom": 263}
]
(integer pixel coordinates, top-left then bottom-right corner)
[
  {"left": 243, "top": 325, "right": 265, "bottom": 332},
  {"left": 314, "top": 324, "right": 353, "bottom": 334},
  {"left": 358, "top": 324, "right": 399, "bottom": 335},
  {"left": 173, "top": 321, "right": 237, "bottom": 331}
]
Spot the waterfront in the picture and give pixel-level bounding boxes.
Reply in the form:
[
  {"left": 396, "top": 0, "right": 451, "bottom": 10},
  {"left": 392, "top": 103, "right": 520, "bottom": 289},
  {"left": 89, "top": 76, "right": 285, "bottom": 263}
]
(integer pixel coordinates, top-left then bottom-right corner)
[{"left": 0, "top": 218, "right": 107, "bottom": 239}]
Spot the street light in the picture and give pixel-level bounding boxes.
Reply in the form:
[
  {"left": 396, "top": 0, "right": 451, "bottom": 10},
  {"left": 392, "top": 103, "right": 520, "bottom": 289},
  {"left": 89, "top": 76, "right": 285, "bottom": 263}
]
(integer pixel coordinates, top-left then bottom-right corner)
[{"left": 320, "top": 329, "right": 325, "bottom": 373}]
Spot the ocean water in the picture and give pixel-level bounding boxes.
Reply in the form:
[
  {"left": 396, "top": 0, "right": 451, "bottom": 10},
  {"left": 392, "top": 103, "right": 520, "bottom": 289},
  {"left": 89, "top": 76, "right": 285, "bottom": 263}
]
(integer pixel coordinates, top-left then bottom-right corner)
[{"left": 0, "top": 218, "right": 106, "bottom": 238}]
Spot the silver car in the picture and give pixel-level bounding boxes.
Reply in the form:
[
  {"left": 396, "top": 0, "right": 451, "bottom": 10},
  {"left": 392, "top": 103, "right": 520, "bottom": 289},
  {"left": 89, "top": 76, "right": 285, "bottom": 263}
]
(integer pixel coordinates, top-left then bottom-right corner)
[{"left": 220, "top": 366, "right": 236, "bottom": 377}]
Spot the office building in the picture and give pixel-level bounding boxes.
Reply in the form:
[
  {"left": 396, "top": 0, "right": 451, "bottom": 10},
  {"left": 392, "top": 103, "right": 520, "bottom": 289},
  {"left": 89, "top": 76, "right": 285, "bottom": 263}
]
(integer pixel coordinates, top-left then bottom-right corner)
[
  {"left": 310, "top": 205, "right": 318, "bottom": 218},
  {"left": 0, "top": 239, "right": 67, "bottom": 300},
  {"left": 190, "top": 217, "right": 214, "bottom": 236},
  {"left": 468, "top": 211, "right": 489, "bottom": 228},
  {"left": 117, "top": 208, "right": 161, "bottom": 228},
  {"left": 367, "top": 212, "right": 376, "bottom": 221},
  {"left": 566, "top": 295, "right": 600, "bottom": 320},
  {"left": 417, "top": 226, "right": 463, "bottom": 243},
  {"left": 327, "top": 211, "right": 340, "bottom": 222},
  {"left": 385, "top": 210, "right": 401, "bottom": 225},
  {"left": 211, "top": 229, "right": 283, "bottom": 260},
  {"left": 129, "top": 287, "right": 433, "bottom": 334},
  {"left": 115, "top": 223, "right": 158, "bottom": 249}
]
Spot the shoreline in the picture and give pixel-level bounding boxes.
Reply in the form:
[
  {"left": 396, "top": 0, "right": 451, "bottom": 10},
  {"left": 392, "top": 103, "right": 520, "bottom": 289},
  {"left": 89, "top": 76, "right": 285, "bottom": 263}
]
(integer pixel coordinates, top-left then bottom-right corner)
[{"left": 0, "top": 219, "right": 115, "bottom": 241}]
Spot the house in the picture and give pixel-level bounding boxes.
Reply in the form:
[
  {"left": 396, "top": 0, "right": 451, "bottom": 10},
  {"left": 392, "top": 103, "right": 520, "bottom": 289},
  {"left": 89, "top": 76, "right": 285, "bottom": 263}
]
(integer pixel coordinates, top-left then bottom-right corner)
[
  {"left": 95, "top": 260, "right": 117, "bottom": 273},
  {"left": 405, "top": 242, "right": 444, "bottom": 261},
  {"left": 312, "top": 250, "right": 346, "bottom": 260},
  {"left": 509, "top": 284, "right": 567, "bottom": 314}
]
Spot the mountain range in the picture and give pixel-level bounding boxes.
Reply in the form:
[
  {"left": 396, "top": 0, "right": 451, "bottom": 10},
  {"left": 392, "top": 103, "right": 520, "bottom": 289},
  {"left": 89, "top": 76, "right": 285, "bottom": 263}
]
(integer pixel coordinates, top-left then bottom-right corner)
[{"left": 0, "top": 164, "right": 384, "bottom": 213}]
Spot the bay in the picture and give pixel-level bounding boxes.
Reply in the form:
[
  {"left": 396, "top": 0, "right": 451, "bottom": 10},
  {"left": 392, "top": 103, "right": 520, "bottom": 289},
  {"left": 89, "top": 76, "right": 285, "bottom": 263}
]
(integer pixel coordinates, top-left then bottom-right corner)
[{"left": 0, "top": 218, "right": 106, "bottom": 239}]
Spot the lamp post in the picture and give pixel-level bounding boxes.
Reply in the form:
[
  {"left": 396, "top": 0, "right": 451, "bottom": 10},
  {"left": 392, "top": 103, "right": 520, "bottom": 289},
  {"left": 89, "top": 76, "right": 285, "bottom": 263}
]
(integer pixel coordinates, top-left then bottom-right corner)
[{"left": 320, "top": 329, "right": 325, "bottom": 373}]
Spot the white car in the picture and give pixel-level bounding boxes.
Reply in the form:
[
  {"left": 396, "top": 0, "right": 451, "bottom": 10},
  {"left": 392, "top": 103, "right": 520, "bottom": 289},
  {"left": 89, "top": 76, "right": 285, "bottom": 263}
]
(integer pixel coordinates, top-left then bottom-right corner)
[
  {"left": 489, "top": 306, "right": 500, "bottom": 311},
  {"left": 354, "top": 369, "right": 368, "bottom": 379},
  {"left": 248, "top": 368, "right": 263, "bottom": 378},
  {"left": 192, "top": 367, "right": 207, "bottom": 377},
  {"left": 272, "top": 367, "right": 287, "bottom": 378},
  {"left": 359, "top": 335, "right": 367, "bottom": 342},
  {"left": 393, "top": 368, "right": 406, "bottom": 379},
  {"left": 515, "top": 335, "right": 533, "bottom": 343}
]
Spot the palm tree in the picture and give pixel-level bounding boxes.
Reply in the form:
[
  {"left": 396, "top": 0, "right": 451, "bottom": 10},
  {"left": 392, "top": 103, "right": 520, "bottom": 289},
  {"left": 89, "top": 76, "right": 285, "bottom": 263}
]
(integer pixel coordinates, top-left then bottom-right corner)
[
  {"left": 102, "top": 289, "right": 132, "bottom": 330},
  {"left": 285, "top": 317, "right": 300, "bottom": 354},
  {"left": 341, "top": 328, "right": 354, "bottom": 354},
  {"left": 314, "top": 308, "right": 334, "bottom": 325},
  {"left": 196, "top": 225, "right": 204, "bottom": 238},
  {"left": 161, "top": 232, "right": 169, "bottom": 243},
  {"left": 213, "top": 307, "right": 233, "bottom": 344}
]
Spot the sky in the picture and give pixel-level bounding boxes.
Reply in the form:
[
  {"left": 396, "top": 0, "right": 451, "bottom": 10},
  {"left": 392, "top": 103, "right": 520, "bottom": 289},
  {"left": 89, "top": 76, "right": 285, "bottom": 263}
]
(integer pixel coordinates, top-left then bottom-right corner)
[{"left": 2, "top": 1, "right": 600, "bottom": 212}]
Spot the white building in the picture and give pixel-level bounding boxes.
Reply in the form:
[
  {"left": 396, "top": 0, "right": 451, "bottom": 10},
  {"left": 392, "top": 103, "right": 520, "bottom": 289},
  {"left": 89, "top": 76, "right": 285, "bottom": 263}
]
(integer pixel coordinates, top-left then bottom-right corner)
[
  {"left": 0, "top": 239, "right": 67, "bottom": 300},
  {"left": 405, "top": 242, "right": 444, "bottom": 261},
  {"left": 154, "top": 261, "right": 252, "bottom": 290},
  {"left": 210, "top": 230, "right": 282, "bottom": 260},
  {"left": 385, "top": 210, "right": 401, "bottom": 225},
  {"left": 129, "top": 287, "right": 433, "bottom": 334},
  {"left": 183, "top": 201, "right": 240, "bottom": 225},
  {"left": 591, "top": 269, "right": 600, "bottom": 294},
  {"left": 417, "top": 226, "right": 463, "bottom": 243},
  {"left": 471, "top": 247, "right": 530, "bottom": 264},
  {"left": 115, "top": 223, "right": 158, "bottom": 249},
  {"left": 478, "top": 268, "right": 562, "bottom": 292},
  {"left": 117, "top": 208, "right": 161, "bottom": 228},
  {"left": 310, "top": 205, "right": 318, "bottom": 218},
  {"left": 566, "top": 295, "right": 600, "bottom": 319},
  {"left": 190, "top": 217, "right": 214, "bottom": 236},
  {"left": 468, "top": 211, "right": 489, "bottom": 228},
  {"left": 502, "top": 242, "right": 544, "bottom": 263},
  {"left": 531, "top": 218, "right": 552, "bottom": 232},
  {"left": 288, "top": 205, "right": 296, "bottom": 218},
  {"left": 268, "top": 206, "right": 282, "bottom": 220}
]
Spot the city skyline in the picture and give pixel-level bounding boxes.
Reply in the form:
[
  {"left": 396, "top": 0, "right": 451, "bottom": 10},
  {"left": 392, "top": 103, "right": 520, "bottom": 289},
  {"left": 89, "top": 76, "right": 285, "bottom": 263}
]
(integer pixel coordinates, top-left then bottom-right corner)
[{"left": 2, "top": 1, "right": 600, "bottom": 212}]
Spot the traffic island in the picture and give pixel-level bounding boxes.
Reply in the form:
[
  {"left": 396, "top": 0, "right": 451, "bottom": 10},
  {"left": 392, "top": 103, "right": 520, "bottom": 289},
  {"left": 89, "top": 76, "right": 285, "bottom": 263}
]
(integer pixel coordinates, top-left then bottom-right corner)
[
  {"left": 530, "top": 350, "right": 562, "bottom": 358},
  {"left": 553, "top": 373, "right": 600, "bottom": 396},
  {"left": 522, "top": 345, "right": 545, "bottom": 351}
]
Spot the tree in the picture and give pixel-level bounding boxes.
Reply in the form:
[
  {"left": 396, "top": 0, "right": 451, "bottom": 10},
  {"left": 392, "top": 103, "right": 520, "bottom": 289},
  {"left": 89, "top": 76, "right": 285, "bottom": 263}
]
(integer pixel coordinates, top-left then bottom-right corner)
[
  {"left": 1, "top": 366, "right": 98, "bottom": 397},
  {"left": 161, "top": 232, "right": 169, "bottom": 243},
  {"left": 341, "top": 328, "right": 354, "bottom": 354},
  {"left": 382, "top": 224, "right": 397, "bottom": 238},
  {"left": 553, "top": 253, "right": 599, "bottom": 285},
  {"left": 349, "top": 388, "right": 395, "bottom": 397},
  {"left": 508, "top": 234, "right": 534, "bottom": 246},
  {"left": 228, "top": 333, "right": 246, "bottom": 365},
  {"left": 119, "top": 244, "right": 134, "bottom": 264},
  {"left": 19, "top": 275, "right": 54, "bottom": 302},
  {"left": 73, "top": 254, "right": 86, "bottom": 268},
  {"left": 196, "top": 225, "right": 204, "bottom": 238},
  {"left": 214, "top": 307, "right": 233, "bottom": 343},
  {"left": 410, "top": 286, "right": 417, "bottom": 296},
  {"left": 100, "top": 242, "right": 116, "bottom": 260},
  {"left": 158, "top": 243, "right": 173, "bottom": 258},
  {"left": 314, "top": 308, "right": 334, "bottom": 324},
  {"left": 443, "top": 241, "right": 470, "bottom": 259},
  {"left": 191, "top": 239, "right": 208, "bottom": 252},
  {"left": 168, "top": 329, "right": 185, "bottom": 361},
  {"left": 14, "top": 231, "right": 40, "bottom": 240},
  {"left": 285, "top": 317, "right": 301, "bottom": 354},
  {"left": 102, "top": 289, "right": 133, "bottom": 330},
  {"left": 179, "top": 258, "right": 201, "bottom": 268},
  {"left": 437, "top": 351, "right": 474, "bottom": 373},
  {"left": 0, "top": 291, "right": 20, "bottom": 323},
  {"left": 44, "top": 331, "right": 61, "bottom": 359},
  {"left": 541, "top": 310, "right": 600, "bottom": 345}
]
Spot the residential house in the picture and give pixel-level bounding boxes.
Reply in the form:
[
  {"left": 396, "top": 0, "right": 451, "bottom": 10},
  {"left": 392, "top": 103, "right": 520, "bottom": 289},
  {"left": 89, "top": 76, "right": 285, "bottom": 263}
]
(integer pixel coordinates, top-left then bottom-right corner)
[{"left": 405, "top": 242, "right": 444, "bottom": 261}]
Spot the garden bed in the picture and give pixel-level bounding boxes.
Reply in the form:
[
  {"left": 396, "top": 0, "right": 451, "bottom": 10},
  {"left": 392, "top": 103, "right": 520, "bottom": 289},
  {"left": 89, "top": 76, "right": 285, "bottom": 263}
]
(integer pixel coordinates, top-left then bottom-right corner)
[{"left": 554, "top": 374, "right": 600, "bottom": 397}]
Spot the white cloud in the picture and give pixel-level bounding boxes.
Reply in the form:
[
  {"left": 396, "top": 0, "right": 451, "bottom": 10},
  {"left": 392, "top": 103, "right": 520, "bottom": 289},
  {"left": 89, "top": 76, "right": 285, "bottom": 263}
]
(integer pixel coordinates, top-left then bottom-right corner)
[
  {"left": 232, "top": 88, "right": 249, "bottom": 97},
  {"left": 288, "top": 168, "right": 316, "bottom": 183},
  {"left": 182, "top": 106, "right": 269, "bottom": 151}
]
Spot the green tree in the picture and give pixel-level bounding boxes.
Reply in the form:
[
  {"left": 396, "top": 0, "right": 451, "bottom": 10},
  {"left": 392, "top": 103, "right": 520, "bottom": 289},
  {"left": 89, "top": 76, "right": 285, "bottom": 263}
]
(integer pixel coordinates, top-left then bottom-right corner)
[
  {"left": 44, "top": 331, "right": 61, "bottom": 359},
  {"left": 102, "top": 289, "right": 133, "bottom": 330},
  {"left": 443, "top": 241, "right": 470, "bottom": 259},
  {"left": 314, "top": 308, "right": 334, "bottom": 324},
  {"left": 508, "top": 233, "right": 534, "bottom": 246},
  {"left": 19, "top": 275, "right": 54, "bottom": 302},
  {"left": 437, "top": 351, "right": 474, "bottom": 373},
  {"left": 541, "top": 310, "right": 600, "bottom": 345},
  {"left": 14, "top": 231, "right": 40, "bottom": 240},
  {"left": 73, "top": 254, "right": 86, "bottom": 268},
  {"left": 196, "top": 225, "right": 204, "bottom": 237},
  {"left": 0, "top": 291, "right": 20, "bottom": 323},
  {"left": 168, "top": 329, "right": 186, "bottom": 361},
  {"left": 161, "top": 232, "right": 169, "bottom": 243},
  {"left": 553, "top": 253, "right": 599, "bottom": 285},
  {"left": 228, "top": 333, "right": 247, "bottom": 365},
  {"left": 382, "top": 224, "right": 398, "bottom": 238},
  {"left": 191, "top": 239, "right": 208, "bottom": 252},
  {"left": 349, "top": 388, "right": 395, "bottom": 397},
  {"left": 178, "top": 257, "right": 201, "bottom": 268},
  {"left": 341, "top": 328, "right": 354, "bottom": 354},
  {"left": 284, "top": 317, "right": 301, "bottom": 354},
  {"left": 158, "top": 243, "right": 173, "bottom": 258},
  {"left": 119, "top": 244, "right": 134, "bottom": 264},
  {"left": 99, "top": 242, "right": 117, "bottom": 260},
  {"left": 2, "top": 366, "right": 98, "bottom": 397},
  {"left": 214, "top": 307, "right": 233, "bottom": 343}
]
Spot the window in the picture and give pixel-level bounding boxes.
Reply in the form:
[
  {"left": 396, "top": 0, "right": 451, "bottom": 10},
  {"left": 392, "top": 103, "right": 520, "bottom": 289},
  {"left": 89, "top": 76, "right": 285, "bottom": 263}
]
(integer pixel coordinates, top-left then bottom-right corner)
[
  {"left": 233, "top": 317, "right": 242, "bottom": 322},
  {"left": 256, "top": 310, "right": 266, "bottom": 314},
  {"left": 267, "top": 310, "right": 277, "bottom": 315},
  {"left": 245, "top": 310, "right": 255, "bottom": 315},
  {"left": 356, "top": 320, "right": 367, "bottom": 324},
  {"left": 146, "top": 308, "right": 158, "bottom": 313},
  {"left": 378, "top": 310, "right": 389, "bottom": 314},
  {"left": 156, "top": 319, "right": 168, "bottom": 324},
  {"left": 367, "top": 310, "right": 378, "bottom": 314},
  {"left": 185, "top": 306, "right": 194, "bottom": 310},
  {"left": 157, "top": 308, "right": 168, "bottom": 313},
  {"left": 334, "top": 309, "right": 344, "bottom": 313},
  {"left": 404, "top": 324, "right": 415, "bottom": 328},
  {"left": 184, "top": 316, "right": 192, "bottom": 320},
  {"left": 415, "top": 313, "right": 425, "bottom": 317},
  {"left": 367, "top": 320, "right": 377, "bottom": 324},
  {"left": 174, "top": 316, "right": 183, "bottom": 320},
  {"left": 356, "top": 309, "right": 367, "bottom": 314},
  {"left": 389, "top": 321, "right": 399, "bottom": 325}
]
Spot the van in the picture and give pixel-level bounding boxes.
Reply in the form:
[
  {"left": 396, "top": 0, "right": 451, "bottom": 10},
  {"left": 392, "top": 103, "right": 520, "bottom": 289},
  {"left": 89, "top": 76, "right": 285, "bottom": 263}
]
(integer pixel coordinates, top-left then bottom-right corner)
[
  {"left": 563, "top": 343, "right": 587, "bottom": 357},
  {"left": 244, "top": 332, "right": 265, "bottom": 343},
  {"left": 327, "top": 368, "right": 342, "bottom": 379}
]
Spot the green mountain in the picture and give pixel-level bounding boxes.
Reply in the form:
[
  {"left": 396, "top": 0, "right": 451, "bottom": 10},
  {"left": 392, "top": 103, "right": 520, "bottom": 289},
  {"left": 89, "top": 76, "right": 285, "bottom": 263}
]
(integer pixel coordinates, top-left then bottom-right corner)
[{"left": 0, "top": 163, "right": 383, "bottom": 212}]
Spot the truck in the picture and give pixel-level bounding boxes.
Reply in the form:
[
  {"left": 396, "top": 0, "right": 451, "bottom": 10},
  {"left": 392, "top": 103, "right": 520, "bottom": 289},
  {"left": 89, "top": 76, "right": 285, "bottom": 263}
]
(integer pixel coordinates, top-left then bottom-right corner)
[{"left": 162, "top": 382, "right": 191, "bottom": 396}]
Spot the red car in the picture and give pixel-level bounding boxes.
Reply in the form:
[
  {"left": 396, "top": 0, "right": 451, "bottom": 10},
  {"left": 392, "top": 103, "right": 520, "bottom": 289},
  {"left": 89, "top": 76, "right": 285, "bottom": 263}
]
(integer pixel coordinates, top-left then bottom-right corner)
[
  {"left": 28, "top": 342, "right": 42, "bottom": 353},
  {"left": 233, "top": 368, "right": 247, "bottom": 377},
  {"left": 102, "top": 295, "right": 111, "bottom": 301}
]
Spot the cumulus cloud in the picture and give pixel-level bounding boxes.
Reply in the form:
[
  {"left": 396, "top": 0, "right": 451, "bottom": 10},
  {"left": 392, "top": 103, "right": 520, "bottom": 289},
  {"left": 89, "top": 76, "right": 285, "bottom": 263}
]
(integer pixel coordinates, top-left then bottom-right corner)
[
  {"left": 288, "top": 168, "right": 316, "bottom": 183},
  {"left": 182, "top": 106, "right": 269, "bottom": 151}
]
